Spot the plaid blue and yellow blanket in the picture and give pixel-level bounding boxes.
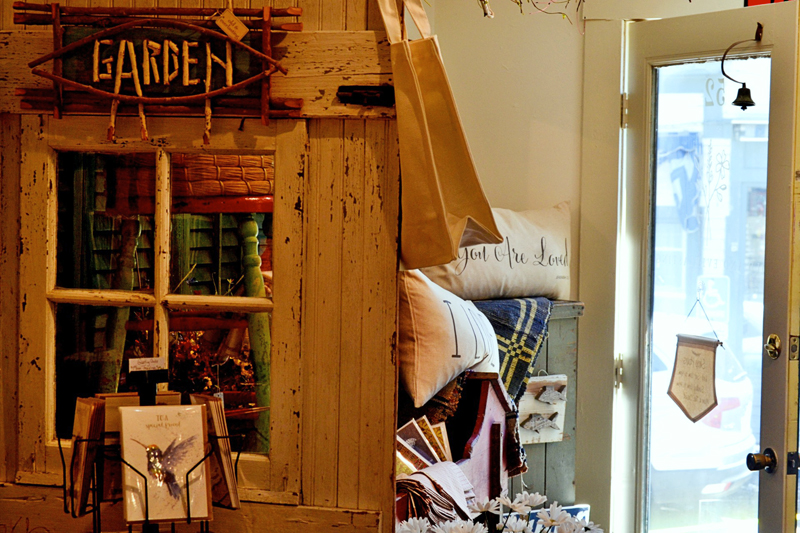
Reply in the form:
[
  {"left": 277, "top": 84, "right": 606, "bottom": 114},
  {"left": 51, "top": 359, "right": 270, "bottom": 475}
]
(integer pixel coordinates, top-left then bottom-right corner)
[{"left": 473, "top": 297, "right": 552, "bottom": 403}]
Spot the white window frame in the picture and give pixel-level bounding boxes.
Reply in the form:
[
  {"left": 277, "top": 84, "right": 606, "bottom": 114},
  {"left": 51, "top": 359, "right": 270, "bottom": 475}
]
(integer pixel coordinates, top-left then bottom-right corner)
[{"left": 16, "top": 114, "right": 305, "bottom": 504}]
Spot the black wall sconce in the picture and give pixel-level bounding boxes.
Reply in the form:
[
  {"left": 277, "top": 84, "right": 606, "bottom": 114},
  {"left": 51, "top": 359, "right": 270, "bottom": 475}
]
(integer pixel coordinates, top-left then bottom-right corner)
[{"left": 721, "top": 22, "right": 763, "bottom": 110}]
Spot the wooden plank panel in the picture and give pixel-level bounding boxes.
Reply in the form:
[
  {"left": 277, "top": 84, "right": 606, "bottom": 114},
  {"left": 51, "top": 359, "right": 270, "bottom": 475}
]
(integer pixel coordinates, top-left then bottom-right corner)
[
  {"left": 321, "top": 0, "right": 345, "bottom": 30},
  {"left": 1, "top": 1, "right": 13, "bottom": 31},
  {"left": 357, "top": 119, "right": 399, "bottom": 524},
  {"left": 0, "top": 484, "right": 381, "bottom": 533},
  {"left": 336, "top": 119, "right": 366, "bottom": 509},
  {"left": 346, "top": 0, "right": 368, "bottom": 31},
  {"left": 17, "top": 114, "right": 57, "bottom": 476},
  {"left": 366, "top": 0, "right": 384, "bottom": 31},
  {"left": 0, "top": 31, "right": 394, "bottom": 118},
  {"left": 300, "top": 118, "right": 321, "bottom": 506},
  {"left": 511, "top": 326, "right": 549, "bottom": 497},
  {"left": 179, "top": 0, "right": 203, "bottom": 21},
  {"left": 275, "top": 74, "right": 395, "bottom": 118},
  {"left": 296, "top": 0, "right": 320, "bottom": 31},
  {"left": 356, "top": 119, "right": 387, "bottom": 512},
  {"left": 514, "top": 430, "right": 545, "bottom": 496},
  {"left": 302, "top": 119, "right": 345, "bottom": 507},
  {"left": 247, "top": 504, "right": 381, "bottom": 533},
  {"left": 380, "top": 120, "right": 400, "bottom": 528},
  {"left": 312, "top": 118, "right": 344, "bottom": 508},
  {"left": 510, "top": 302, "right": 583, "bottom": 502},
  {"left": 44, "top": 116, "right": 279, "bottom": 151},
  {"left": 0, "top": 114, "right": 22, "bottom": 483},
  {"left": 269, "top": 119, "right": 306, "bottom": 496},
  {"left": 157, "top": 0, "right": 179, "bottom": 12},
  {"left": 275, "top": 31, "right": 390, "bottom": 77},
  {"left": 543, "top": 315, "right": 579, "bottom": 505}
]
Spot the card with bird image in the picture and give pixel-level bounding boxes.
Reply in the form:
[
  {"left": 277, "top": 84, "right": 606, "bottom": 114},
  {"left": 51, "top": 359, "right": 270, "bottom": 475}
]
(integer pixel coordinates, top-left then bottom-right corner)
[
  {"left": 120, "top": 405, "right": 212, "bottom": 523},
  {"left": 517, "top": 374, "right": 568, "bottom": 444}
]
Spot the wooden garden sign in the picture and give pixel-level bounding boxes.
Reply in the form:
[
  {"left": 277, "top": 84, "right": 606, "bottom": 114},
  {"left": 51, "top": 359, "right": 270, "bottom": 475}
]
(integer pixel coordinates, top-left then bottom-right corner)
[
  {"left": 12, "top": 2, "right": 305, "bottom": 143},
  {"left": 667, "top": 334, "right": 720, "bottom": 422}
]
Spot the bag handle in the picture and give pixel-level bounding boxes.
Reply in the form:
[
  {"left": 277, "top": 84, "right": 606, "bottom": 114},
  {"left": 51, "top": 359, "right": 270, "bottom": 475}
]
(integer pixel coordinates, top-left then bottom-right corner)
[{"left": 376, "top": 0, "right": 431, "bottom": 44}]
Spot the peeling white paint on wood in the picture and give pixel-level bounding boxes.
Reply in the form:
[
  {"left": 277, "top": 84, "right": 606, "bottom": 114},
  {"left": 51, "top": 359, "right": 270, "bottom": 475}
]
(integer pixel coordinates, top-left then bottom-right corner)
[{"left": 0, "top": 31, "right": 394, "bottom": 118}]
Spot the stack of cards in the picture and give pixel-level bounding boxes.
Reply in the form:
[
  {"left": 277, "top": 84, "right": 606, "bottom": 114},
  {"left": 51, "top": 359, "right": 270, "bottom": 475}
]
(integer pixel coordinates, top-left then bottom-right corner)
[
  {"left": 70, "top": 397, "right": 106, "bottom": 517},
  {"left": 395, "top": 416, "right": 452, "bottom": 476},
  {"left": 190, "top": 393, "right": 240, "bottom": 509}
]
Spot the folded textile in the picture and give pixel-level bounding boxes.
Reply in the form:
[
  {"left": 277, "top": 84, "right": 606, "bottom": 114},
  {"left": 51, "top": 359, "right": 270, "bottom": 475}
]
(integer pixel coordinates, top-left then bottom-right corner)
[
  {"left": 473, "top": 297, "right": 552, "bottom": 403},
  {"left": 397, "top": 373, "right": 467, "bottom": 427},
  {"left": 397, "top": 461, "right": 477, "bottom": 524},
  {"left": 505, "top": 410, "right": 527, "bottom": 477}
]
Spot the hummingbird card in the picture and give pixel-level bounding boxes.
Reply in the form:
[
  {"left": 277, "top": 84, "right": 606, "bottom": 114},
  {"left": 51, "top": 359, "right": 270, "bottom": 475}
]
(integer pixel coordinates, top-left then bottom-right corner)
[{"left": 120, "top": 405, "right": 212, "bottom": 523}]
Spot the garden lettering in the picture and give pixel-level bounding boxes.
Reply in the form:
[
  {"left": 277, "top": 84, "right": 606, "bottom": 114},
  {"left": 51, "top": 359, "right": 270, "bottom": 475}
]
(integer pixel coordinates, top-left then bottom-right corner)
[
  {"left": 454, "top": 236, "right": 569, "bottom": 275},
  {"left": 92, "top": 37, "right": 234, "bottom": 89}
]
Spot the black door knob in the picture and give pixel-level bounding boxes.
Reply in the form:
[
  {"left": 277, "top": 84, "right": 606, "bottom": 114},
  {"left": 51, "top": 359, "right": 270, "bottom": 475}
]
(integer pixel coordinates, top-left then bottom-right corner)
[{"left": 746, "top": 447, "right": 777, "bottom": 473}]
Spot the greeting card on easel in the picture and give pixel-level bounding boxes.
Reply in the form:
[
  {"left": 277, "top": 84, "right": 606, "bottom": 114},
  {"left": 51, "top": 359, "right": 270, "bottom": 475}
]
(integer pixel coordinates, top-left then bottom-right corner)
[{"left": 120, "top": 405, "right": 212, "bottom": 523}]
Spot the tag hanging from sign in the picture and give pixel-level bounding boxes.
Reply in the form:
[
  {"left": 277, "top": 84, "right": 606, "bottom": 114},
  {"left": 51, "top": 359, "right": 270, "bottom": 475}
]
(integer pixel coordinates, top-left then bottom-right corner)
[
  {"left": 215, "top": 9, "right": 249, "bottom": 42},
  {"left": 668, "top": 334, "right": 721, "bottom": 422}
]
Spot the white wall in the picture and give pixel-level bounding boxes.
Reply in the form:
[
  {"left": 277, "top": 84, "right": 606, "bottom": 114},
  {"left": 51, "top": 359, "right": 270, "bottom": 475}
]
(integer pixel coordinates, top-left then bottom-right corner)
[
  {"left": 432, "top": 2, "right": 749, "bottom": 531},
  {"left": 585, "top": 0, "right": 740, "bottom": 20},
  {"left": 433, "top": 1, "right": 585, "bottom": 298}
]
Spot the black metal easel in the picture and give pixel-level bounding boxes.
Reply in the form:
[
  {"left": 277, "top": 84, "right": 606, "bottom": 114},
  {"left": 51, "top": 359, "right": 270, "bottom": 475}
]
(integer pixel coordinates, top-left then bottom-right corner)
[{"left": 58, "top": 406, "right": 244, "bottom": 533}]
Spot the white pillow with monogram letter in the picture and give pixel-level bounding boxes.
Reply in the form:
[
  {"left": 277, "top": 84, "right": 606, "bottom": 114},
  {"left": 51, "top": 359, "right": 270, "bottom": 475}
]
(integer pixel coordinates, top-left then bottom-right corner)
[
  {"left": 398, "top": 270, "right": 500, "bottom": 408},
  {"left": 420, "top": 203, "right": 570, "bottom": 301}
]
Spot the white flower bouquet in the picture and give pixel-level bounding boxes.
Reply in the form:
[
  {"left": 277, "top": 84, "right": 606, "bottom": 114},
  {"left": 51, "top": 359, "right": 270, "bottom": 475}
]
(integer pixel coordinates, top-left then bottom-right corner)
[{"left": 397, "top": 492, "right": 603, "bottom": 533}]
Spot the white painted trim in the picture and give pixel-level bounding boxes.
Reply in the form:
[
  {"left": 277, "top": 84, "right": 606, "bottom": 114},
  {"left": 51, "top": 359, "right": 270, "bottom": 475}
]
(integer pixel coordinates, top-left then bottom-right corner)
[
  {"left": 163, "top": 294, "right": 274, "bottom": 312},
  {"left": 577, "top": 19, "right": 625, "bottom": 532},
  {"left": 584, "top": 0, "right": 741, "bottom": 21},
  {"left": 624, "top": 4, "right": 799, "bottom": 530}
]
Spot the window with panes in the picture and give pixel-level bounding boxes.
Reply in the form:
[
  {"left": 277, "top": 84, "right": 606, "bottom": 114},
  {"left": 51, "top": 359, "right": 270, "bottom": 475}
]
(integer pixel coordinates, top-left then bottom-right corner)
[{"left": 17, "top": 116, "right": 303, "bottom": 502}]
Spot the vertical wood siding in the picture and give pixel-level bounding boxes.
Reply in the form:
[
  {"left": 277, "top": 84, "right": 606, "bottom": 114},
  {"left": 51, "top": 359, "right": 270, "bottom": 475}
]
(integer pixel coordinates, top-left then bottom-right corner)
[
  {"left": 2, "top": 1, "right": 401, "bottom": 529},
  {"left": 302, "top": 118, "right": 399, "bottom": 516},
  {"left": 508, "top": 303, "right": 584, "bottom": 506},
  {"left": 0, "top": 114, "right": 22, "bottom": 483}
]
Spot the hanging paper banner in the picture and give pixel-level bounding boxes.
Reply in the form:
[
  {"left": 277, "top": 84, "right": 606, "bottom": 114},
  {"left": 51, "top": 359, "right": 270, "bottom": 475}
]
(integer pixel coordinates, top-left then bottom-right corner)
[{"left": 668, "top": 334, "right": 721, "bottom": 422}]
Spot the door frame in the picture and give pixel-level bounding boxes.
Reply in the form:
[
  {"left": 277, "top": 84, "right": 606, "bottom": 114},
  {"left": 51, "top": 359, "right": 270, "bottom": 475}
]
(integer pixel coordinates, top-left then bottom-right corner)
[{"left": 579, "top": 4, "right": 800, "bottom": 531}]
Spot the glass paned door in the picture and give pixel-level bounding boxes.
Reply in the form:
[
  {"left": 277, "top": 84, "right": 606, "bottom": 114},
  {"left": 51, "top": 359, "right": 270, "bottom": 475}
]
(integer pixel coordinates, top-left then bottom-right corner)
[
  {"left": 622, "top": 4, "right": 800, "bottom": 532},
  {"left": 647, "top": 57, "right": 769, "bottom": 533}
]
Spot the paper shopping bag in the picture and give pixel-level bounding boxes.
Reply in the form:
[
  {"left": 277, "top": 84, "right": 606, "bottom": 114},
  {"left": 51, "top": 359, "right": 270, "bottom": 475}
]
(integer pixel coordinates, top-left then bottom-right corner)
[{"left": 378, "top": 0, "right": 502, "bottom": 269}]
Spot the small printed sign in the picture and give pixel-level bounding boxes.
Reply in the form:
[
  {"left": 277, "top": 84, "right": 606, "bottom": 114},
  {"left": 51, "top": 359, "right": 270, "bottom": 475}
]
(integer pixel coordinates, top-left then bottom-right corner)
[
  {"left": 668, "top": 334, "right": 720, "bottom": 422},
  {"left": 129, "top": 357, "right": 167, "bottom": 372},
  {"left": 517, "top": 374, "right": 568, "bottom": 445},
  {"left": 215, "top": 9, "right": 249, "bottom": 42}
]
